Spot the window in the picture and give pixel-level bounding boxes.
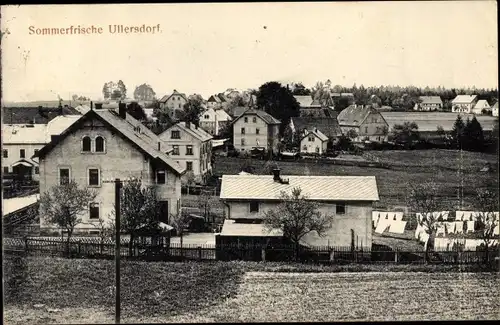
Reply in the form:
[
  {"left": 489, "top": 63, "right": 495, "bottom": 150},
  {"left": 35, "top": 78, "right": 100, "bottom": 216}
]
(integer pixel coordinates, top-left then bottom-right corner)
[
  {"left": 59, "top": 168, "right": 70, "bottom": 185},
  {"left": 172, "top": 145, "right": 179, "bottom": 155},
  {"left": 186, "top": 145, "right": 193, "bottom": 155},
  {"left": 250, "top": 201, "right": 259, "bottom": 213},
  {"left": 315, "top": 146, "right": 320, "bottom": 153},
  {"left": 88, "top": 168, "right": 100, "bottom": 186},
  {"left": 241, "top": 128, "right": 245, "bottom": 135},
  {"left": 303, "top": 145, "right": 307, "bottom": 151},
  {"left": 256, "top": 128, "right": 260, "bottom": 135},
  {"left": 308, "top": 135, "right": 315, "bottom": 142},
  {"left": 35, "top": 167, "right": 39, "bottom": 174},
  {"left": 2, "top": 149, "right": 7, "bottom": 158},
  {"left": 95, "top": 136, "right": 105, "bottom": 152},
  {"left": 89, "top": 203, "right": 100, "bottom": 220},
  {"left": 253, "top": 117, "right": 257, "bottom": 123},
  {"left": 244, "top": 117, "right": 248, "bottom": 123},
  {"left": 171, "top": 131, "right": 180, "bottom": 139},
  {"left": 34, "top": 149, "right": 39, "bottom": 156},
  {"left": 157, "top": 170, "right": 166, "bottom": 184},
  {"left": 336, "top": 203, "right": 346, "bottom": 215},
  {"left": 82, "top": 136, "right": 91, "bottom": 152},
  {"left": 241, "top": 138, "right": 245, "bottom": 146},
  {"left": 178, "top": 104, "right": 181, "bottom": 109},
  {"left": 186, "top": 161, "right": 193, "bottom": 171},
  {"left": 20, "top": 149, "right": 25, "bottom": 158},
  {"left": 204, "top": 114, "right": 209, "bottom": 119},
  {"left": 364, "top": 126, "right": 368, "bottom": 134},
  {"left": 3, "top": 166, "right": 9, "bottom": 174}
]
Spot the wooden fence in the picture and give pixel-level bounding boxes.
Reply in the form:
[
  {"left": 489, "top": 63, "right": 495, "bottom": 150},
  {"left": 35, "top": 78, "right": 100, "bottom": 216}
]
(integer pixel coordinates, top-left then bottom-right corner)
[{"left": 3, "top": 237, "right": 499, "bottom": 265}]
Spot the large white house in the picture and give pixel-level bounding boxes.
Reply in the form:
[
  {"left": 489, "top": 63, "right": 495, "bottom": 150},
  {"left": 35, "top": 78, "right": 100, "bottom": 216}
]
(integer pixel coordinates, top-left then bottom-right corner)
[
  {"left": 199, "top": 107, "right": 232, "bottom": 136},
  {"left": 452, "top": 95, "right": 479, "bottom": 113}
]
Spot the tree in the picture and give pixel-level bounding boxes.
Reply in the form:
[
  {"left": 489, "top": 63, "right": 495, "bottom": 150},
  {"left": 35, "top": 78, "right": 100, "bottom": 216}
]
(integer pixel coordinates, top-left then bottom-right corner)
[
  {"left": 335, "top": 135, "right": 353, "bottom": 151},
  {"left": 311, "top": 80, "right": 332, "bottom": 106},
  {"left": 197, "top": 189, "right": 216, "bottom": 224},
  {"left": 263, "top": 187, "right": 334, "bottom": 261},
  {"left": 126, "top": 101, "right": 147, "bottom": 120},
  {"left": 406, "top": 182, "right": 447, "bottom": 263},
  {"left": 451, "top": 115, "right": 465, "bottom": 149},
  {"left": 463, "top": 116, "right": 485, "bottom": 152},
  {"left": 170, "top": 211, "right": 191, "bottom": 252},
  {"left": 346, "top": 129, "right": 358, "bottom": 140},
  {"left": 117, "top": 80, "right": 127, "bottom": 100},
  {"left": 133, "top": 83, "right": 156, "bottom": 101},
  {"left": 39, "top": 180, "right": 97, "bottom": 256},
  {"left": 179, "top": 97, "right": 204, "bottom": 126},
  {"left": 391, "top": 122, "right": 420, "bottom": 148},
  {"left": 291, "top": 83, "right": 311, "bottom": 96},
  {"left": 474, "top": 189, "right": 499, "bottom": 264},
  {"left": 256, "top": 81, "right": 301, "bottom": 136},
  {"left": 102, "top": 81, "right": 116, "bottom": 100},
  {"left": 117, "top": 178, "right": 162, "bottom": 256},
  {"left": 72, "top": 94, "right": 78, "bottom": 102}
]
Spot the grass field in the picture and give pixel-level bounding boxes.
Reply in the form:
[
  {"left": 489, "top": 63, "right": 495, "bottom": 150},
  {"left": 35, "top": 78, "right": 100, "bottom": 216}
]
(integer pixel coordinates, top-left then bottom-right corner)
[
  {"left": 212, "top": 150, "right": 498, "bottom": 209},
  {"left": 4, "top": 257, "right": 499, "bottom": 323}
]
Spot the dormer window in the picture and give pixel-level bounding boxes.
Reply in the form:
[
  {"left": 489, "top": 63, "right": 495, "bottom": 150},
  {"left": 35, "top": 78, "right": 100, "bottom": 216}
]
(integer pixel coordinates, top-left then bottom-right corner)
[
  {"left": 171, "top": 130, "right": 180, "bottom": 139},
  {"left": 82, "top": 136, "right": 91, "bottom": 152},
  {"left": 95, "top": 136, "right": 105, "bottom": 153},
  {"left": 156, "top": 170, "right": 166, "bottom": 184}
]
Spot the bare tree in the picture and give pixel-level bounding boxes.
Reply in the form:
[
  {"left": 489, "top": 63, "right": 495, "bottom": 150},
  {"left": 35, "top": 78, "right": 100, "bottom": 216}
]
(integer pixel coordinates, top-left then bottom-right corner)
[
  {"left": 170, "top": 211, "right": 191, "bottom": 255},
  {"left": 197, "top": 189, "right": 216, "bottom": 224},
  {"left": 39, "top": 180, "right": 97, "bottom": 256},
  {"left": 474, "top": 189, "right": 499, "bottom": 263},
  {"left": 263, "top": 187, "right": 334, "bottom": 261}
]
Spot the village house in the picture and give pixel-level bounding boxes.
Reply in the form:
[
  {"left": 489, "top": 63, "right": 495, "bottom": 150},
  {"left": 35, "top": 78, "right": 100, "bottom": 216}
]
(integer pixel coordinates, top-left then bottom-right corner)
[
  {"left": 198, "top": 107, "right": 232, "bottom": 136},
  {"left": 299, "top": 128, "right": 329, "bottom": 155},
  {"left": 294, "top": 95, "right": 334, "bottom": 117},
  {"left": 219, "top": 170, "right": 379, "bottom": 249},
  {"left": 34, "top": 104, "right": 185, "bottom": 233},
  {"left": 232, "top": 109, "right": 281, "bottom": 155},
  {"left": 2, "top": 115, "right": 81, "bottom": 181},
  {"left": 289, "top": 114, "right": 342, "bottom": 147},
  {"left": 472, "top": 99, "right": 491, "bottom": 115},
  {"left": 492, "top": 102, "right": 499, "bottom": 117},
  {"left": 158, "top": 90, "right": 188, "bottom": 119},
  {"left": 206, "top": 93, "right": 229, "bottom": 110},
  {"left": 451, "top": 95, "right": 478, "bottom": 113},
  {"left": 337, "top": 105, "right": 389, "bottom": 142},
  {"left": 2, "top": 105, "right": 80, "bottom": 124},
  {"left": 158, "top": 121, "right": 213, "bottom": 184},
  {"left": 414, "top": 96, "right": 443, "bottom": 111}
]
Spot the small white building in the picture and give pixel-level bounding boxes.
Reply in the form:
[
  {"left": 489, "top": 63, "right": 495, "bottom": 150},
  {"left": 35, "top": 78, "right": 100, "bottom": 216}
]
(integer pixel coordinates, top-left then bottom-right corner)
[
  {"left": 472, "top": 100, "right": 491, "bottom": 115},
  {"left": 199, "top": 107, "right": 232, "bottom": 136},
  {"left": 300, "top": 128, "right": 329, "bottom": 155},
  {"left": 492, "top": 102, "right": 499, "bottom": 117},
  {"left": 451, "top": 95, "right": 478, "bottom": 113}
]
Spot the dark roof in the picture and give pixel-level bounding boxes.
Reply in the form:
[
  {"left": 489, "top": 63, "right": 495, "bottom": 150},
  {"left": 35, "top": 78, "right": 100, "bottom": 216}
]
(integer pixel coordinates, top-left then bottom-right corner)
[
  {"left": 232, "top": 106, "right": 248, "bottom": 118},
  {"left": 232, "top": 109, "right": 281, "bottom": 125},
  {"left": 158, "top": 90, "right": 188, "bottom": 103},
  {"left": 2, "top": 106, "right": 80, "bottom": 124},
  {"left": 291, "top": 116, "right": 342, "bottom": 138},
  {"left": 419, "top": 96, "right": 443, "bottom": 105},
  {"left": 35, "top": 109, "right": 185, "bottom": 175},
  {"left": 299, "top": 107, "right": 337, "bottom": 118},
  {"left": 338, "top": 105, "right": 380, "bottom": 127}
]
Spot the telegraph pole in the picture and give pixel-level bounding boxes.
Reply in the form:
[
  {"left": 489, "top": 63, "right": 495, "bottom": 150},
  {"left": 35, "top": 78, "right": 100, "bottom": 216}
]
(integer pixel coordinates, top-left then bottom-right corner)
[{"left": 114, "top": 178, "right": 122, "bottom": 324}]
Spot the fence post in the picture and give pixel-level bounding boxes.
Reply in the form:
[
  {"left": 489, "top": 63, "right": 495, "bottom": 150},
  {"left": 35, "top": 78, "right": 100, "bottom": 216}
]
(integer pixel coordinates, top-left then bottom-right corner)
[
  {"left": 329, "top": 249, "right": 335, "bottom": 262},
  {"left": 394, "top": 250, "right": 399, "bottom": 263},
  {"left": 78, "top": 241, "right": 81, "bottom": 256},
  {"left": 261, "top": 247, "right": 266, "bottom": 262},
  {"left": 198, "top": 246, "right": 202, "bottom": 261}
]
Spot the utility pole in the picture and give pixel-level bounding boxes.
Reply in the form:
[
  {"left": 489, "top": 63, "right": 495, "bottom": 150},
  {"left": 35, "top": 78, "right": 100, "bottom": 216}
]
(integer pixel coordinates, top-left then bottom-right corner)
[{"left": 115, "top": 178, "right": 122, "bottom": 324}]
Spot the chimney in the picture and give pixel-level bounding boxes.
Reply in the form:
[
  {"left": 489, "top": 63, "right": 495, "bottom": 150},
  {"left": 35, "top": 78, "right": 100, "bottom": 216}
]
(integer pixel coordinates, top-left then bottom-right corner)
[
  {"left": 119, "top": 102, "right": 126, "bottom": 119},
  {"left": 272, "top": 168, "right": 281, "bottom": 182},
  {"left": 314, "top": 127, "right": 318, "bottom": 133},
  {"left": 90, "top": 101, "right": 93, "bottom": 110},
  {"left": 158, "top": 142, "right": 161, "bottom": 151}
]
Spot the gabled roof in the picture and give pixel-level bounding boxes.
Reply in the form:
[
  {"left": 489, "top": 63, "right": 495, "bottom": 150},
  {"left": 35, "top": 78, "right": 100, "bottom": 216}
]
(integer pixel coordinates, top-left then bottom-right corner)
[
  {"left": 46, "top": 115, "right": 83, "bottom": 141},
  {"left": 162, "top": 121, "right": 212, "bottom": 142},
  {"left": 199, "top": 107, "right": 232, "bottom": 122},
  {"left": 232, "top": 106, "right": 248, "bottom": 118},
  {"left": 493, "top": 102, "right": 499, "bottom": 109},
  {"left": 232, "top": 109, "right": 281, "bottom": 125},
  {"left": 290, "top": 116, "right": 342, "bottom": 138},
  {"left": 2, "top": 194, "right": 40, "bottom": 217},
  {"left": 220, "top": 175, "right": 379, "bottom": 201},
  {"left": 158, "top": 90, "right": 188, "bottom": 103},
  {"left": 301, "top": 128, "right": 329, "bottom": 142},
  {"left": 294, "top": 95, "right": 320, "bottom": 108},
  {"left": 220, "top": 219, "right": 283, "bottom": 237},
  {"left": 2, "top": 106, "right": 80, "bottom": 124},
  {"left": 419, "top": 96, "right": 443, "bottom": 105},
  {"left": 474, "top": 100, "right": 490, "bottom": 110},
  {"left": 452, "top": 95, "right": 478, "bottom": 104},
  {"left": 338, "top": 105, "right": 380, "bottom": 127},
  {"left": 207, "top": 95, "right": 221, "bottom": 103},
  {"left": 34, "top": 109, "right": 185, "bottom": 175},
  {"left": 2, "top": 124, "right": 48, "bottom": 144},
  {"left": 217, "top": 93, "right": 228, "bottom": 102}
]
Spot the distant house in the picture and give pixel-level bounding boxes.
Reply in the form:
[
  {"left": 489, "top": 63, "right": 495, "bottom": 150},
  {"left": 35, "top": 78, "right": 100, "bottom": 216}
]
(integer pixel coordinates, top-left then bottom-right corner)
[
  {"left": 2, "top": 105, "right": 80, "bottom": 124},
  {"left": 232, "top": 109, "right": 281, "bottom": 154},
  {"left": 207, "top": 93, "right": 229, "bottom": 110},
  {"left": 2, "top": 115, "right": 81, "bottom": 180},
  {"left": 294, "top": 95, "right": 333, "bottom": 117},
  {"left": 158, "top": 121, "right": 213, "bottom": 184},
  {"left": 34, "top": 104, "right": 185, "bottom": 233},
  {"left": 492, "top": 102, "right": 499, "bottom": 117},
  {"left": 337, "top": 105, "right": 389, "bottom": 142},
  {"left": 299, "top": 128, "right": 329, "bottom": 154},
  {"left": 219, "top": 171, "right": 379, "bottom": 249},
  {"left": 199, "top": 107, "right": 232, "bottom": 136},
  {"left": 158, "top": 90, "right": 188, "bottom": 119},
  {"left": 289, "top": 115, "right": 342, "bottom": 145},
  {"left": 472, "top": 100, "right": 491, "bottom": 115},
  {"left": 451, "top": 95, "right": 478, "bottom": 113},
  {"left": 414, "top": 96, "right": 443, "bottom": 111}
]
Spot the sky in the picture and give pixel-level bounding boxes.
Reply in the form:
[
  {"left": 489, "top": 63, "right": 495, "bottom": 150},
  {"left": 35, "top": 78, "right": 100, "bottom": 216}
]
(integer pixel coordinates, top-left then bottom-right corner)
[{"left": 1, "top": 2, "right": 498, "bottom": 102}]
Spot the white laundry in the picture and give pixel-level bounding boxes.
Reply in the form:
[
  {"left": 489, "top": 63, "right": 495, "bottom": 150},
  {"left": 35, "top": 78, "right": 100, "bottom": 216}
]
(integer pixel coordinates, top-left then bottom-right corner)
[
  {"left": 445, "top": 222, "right": 456, "bottom": 234},
  {"left": 454, "top": 221, "right": 464, "bottom": 234},
  {"left": 466, "top": 221, "right": 475, "bottom": 233},
  {"left": 389, "top": 221, "right": 407, "bottom": 234},
  {"left": 464, "top": 239, "right": 482, "bottom": 251},
  {"left": 494, "top": 224, "right": 500, "bottom": 236},
  {"left": 394, "top": 212, "right": 404, "bottom": 221},
  {"left": 372, "top": 212, "right": 380, "bottom": 228},
  {"left": 421, "top": 232, "right": 430, "bottom": 246},
  {"left": 375, "top": 219, "right": 390, "bottom": 234},
  {"left": 435, "top": 224, "right": 446, "bottom": 237},
  {"left": 455, "top": 211, "right": 464, "bottom": 221}
]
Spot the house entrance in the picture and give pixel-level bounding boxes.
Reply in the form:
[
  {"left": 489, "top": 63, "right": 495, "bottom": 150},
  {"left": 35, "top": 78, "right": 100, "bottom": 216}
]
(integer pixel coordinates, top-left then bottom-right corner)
[{"left": 159, "top": 201, "right": 169, "bottom": 224}]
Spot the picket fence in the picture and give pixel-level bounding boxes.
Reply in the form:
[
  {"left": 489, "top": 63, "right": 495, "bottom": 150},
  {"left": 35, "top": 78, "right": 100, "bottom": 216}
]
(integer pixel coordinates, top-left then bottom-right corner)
[{"left": 3, "top": 237, "right": 499, "bottom": 265}]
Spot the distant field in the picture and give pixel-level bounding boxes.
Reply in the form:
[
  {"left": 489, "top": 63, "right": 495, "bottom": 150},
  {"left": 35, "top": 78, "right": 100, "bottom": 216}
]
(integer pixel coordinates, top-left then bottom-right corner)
[
  {"left": 212, "top": 150, "right": 498, "bottom": 209},
  {"left": 380, "top": 111, "right": 497, "bottom": 131}
]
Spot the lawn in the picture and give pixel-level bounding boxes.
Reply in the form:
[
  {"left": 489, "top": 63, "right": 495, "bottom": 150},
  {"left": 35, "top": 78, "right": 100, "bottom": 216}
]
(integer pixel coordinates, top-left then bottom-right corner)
[
  {"left": 4, "top": 256, "right": 500, "bottom": 323},
  {"left": 212, "top": 150, "right": 498, "bottom": 209}
]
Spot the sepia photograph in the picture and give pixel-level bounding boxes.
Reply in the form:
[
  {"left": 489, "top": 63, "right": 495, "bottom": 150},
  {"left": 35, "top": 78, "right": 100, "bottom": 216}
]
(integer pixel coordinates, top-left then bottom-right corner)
[{"left": 1, "top": 1, "right": 499, "bottom": 323}]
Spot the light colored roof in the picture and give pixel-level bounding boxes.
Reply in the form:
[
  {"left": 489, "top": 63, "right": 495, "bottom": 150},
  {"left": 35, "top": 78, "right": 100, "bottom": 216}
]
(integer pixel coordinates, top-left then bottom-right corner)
[
  {"left": 46, "top": 115, "right": 82, "bottom": 141},
  {"left": 173, "top": 121, "right": 213, "bottom": 142},
  {"left": 2, "top": 124, "right": 47, "bottom": 144},
  {"left": 452, "top": 95, "right": 477, "bottom": 104},
  {"left": 208, "top": 95, "right": 222, "bottom": 103},
  {"left": 232, "top": 109, "right": 281, "bottom": 125},
  {"left": 338, "top": 105, "right": 379, "bottom": 126},
  {"left": 294, "top": 95, "right": 320, "bottom": 108},
  {"left": 74, "top": 104, "right": 91, "bottom": 114},
  {"left": 302, "top": 128, "right": 329, "bottom": 142},
  {"left": 220, "top": 175, "right": 379, "bottom": 201},
  {"left": 3, "top": 194, "right": 40, "bottom": 216},
  {"left": 474, "top": 100, "right": 490, "bottom": 110},
  {"left": 493, "top": 102, "right": 499, "bottom": 109},
  {"left": 159, "top": 90, "right": 187, "bottom": 103},
  {"left": 215, "top": 108, "right": 232, "bottom": 121},
  {"left": 220, "top": 219, "right": 283, "bottom": 237},
  {"left": 212, "top": 138, "right": 229, "bottom": 148},
  {"left": 419, "top": 96, "right": 443, "bottom": 105}
]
